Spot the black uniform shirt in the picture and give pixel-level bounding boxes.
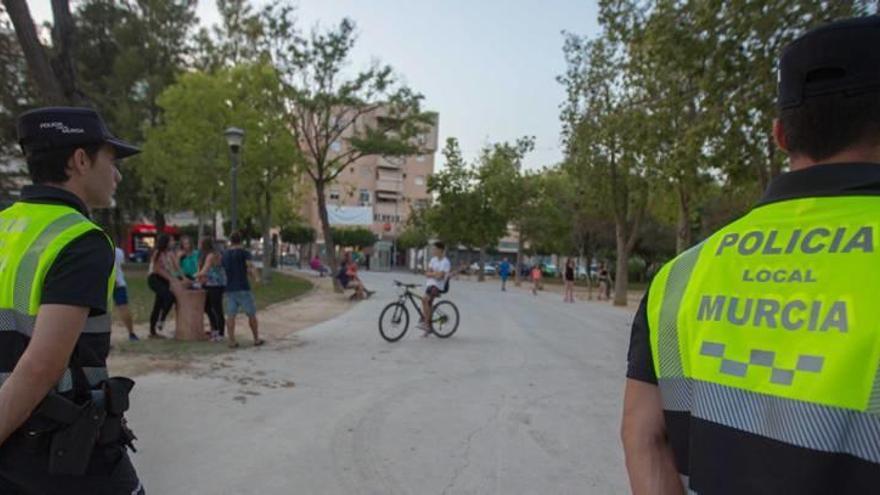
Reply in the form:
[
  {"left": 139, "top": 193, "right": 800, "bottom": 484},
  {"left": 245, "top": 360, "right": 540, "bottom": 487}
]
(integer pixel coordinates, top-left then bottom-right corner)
[{"left": 18, "top": 185, "right": 114, "bottom": 315}]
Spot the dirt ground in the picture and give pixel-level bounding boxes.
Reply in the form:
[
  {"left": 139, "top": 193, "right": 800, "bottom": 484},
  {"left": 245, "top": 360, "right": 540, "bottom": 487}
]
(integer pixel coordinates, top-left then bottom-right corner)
[{"left": 107, "top": 273, "right": 355, "bottom": 377}]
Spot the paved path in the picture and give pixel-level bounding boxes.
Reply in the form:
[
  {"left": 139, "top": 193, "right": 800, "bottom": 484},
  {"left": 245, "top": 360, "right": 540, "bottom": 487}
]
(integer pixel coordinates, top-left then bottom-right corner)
[{"left": 128, "top": 271, "right": 635, "bottom": 494}]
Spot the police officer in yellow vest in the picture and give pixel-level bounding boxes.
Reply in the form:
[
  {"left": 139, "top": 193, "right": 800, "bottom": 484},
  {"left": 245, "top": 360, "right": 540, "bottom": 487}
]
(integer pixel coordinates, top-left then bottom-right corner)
[
  {"left": 622, "top": 17, "right": 880, "bottom": 495},
  {"left": 0, "top": 107, "right": 144, "bottom": 494}
]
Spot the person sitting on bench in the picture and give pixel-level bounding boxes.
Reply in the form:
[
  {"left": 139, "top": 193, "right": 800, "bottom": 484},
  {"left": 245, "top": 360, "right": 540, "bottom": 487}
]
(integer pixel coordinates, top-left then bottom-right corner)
[
  {"left": 310, "top": 254, "right": 329, "bottom": 277},
  {"left": 336, "top": 252, "right": 374, "bottom": 300}
]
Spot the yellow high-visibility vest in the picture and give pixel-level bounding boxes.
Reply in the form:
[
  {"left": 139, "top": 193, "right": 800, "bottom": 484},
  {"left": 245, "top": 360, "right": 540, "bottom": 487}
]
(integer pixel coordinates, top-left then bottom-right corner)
[{"left": 648, "top": 195, "right": 880, "bottom": 462}]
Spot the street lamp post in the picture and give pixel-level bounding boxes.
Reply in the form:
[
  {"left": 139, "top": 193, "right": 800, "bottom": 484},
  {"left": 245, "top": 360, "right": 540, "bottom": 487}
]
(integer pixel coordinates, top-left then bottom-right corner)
[{"left": 224, "top": 127, "right": 244, "bottom": 235}]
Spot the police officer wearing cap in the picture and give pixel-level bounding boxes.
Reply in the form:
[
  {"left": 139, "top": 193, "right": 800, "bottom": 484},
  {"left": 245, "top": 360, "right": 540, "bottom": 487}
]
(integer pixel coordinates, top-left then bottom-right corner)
[
  {"left": 0, "top": 107, "right": 144, "bottom": 493},
  {"left": 622, "top": 16, "right": 880, "bottom": 495}
]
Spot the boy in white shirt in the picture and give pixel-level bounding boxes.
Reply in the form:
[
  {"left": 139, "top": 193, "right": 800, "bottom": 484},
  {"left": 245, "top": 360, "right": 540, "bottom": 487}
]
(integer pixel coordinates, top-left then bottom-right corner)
[{"left": 419, "top": 242, "right": 451, "bottom": 336}]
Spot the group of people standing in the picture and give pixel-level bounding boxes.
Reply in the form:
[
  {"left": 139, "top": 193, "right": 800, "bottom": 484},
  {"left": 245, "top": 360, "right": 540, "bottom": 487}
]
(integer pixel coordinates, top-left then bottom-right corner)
[
  {"left": 144, "top": 231, "right": 263, "bottom": 347},
  {"left": 494, "top": 257, "right": 613, "bottom": 302}
]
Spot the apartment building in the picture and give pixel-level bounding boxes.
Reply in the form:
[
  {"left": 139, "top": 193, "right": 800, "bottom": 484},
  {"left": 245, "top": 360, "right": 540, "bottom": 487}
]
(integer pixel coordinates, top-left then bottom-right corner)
[{"left": 299, "top": 112, "right": 439, "bottom": 252}]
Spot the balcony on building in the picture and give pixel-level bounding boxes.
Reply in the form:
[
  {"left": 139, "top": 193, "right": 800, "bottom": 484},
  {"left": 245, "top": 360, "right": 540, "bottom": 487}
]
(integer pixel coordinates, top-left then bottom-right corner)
[
  {"left": 378, "top": 155, "right": 405, "bottom": 170},
  {"left": 375, "top": 191, "right": 401, "bottom": 202},
  {"left": 376, "top": 168, "right": 403, "bottom": 193}
]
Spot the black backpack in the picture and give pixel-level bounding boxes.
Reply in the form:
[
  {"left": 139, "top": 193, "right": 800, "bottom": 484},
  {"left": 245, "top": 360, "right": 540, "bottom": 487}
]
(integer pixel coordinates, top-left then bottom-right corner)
[{"left": 440, "top": 276, "right": 451, "bottom": 294}]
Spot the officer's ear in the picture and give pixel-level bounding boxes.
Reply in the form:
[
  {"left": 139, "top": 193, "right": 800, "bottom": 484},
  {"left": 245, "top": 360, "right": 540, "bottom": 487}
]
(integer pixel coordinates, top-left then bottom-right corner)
[
  {"left": 67, "top": 147, "right": 94, "bottom": 178},
  {"left": 773, "top": 119, "right": 790, "bottom": 154}
]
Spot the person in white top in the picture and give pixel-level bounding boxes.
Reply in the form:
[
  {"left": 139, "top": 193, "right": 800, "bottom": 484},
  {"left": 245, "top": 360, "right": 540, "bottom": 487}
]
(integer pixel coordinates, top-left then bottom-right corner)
[
  {"left": 114, "top": 246, "right": 139, "bottom": 341},
  {"left": 419, "top": 241, "right": 451, "bottom": 336}
]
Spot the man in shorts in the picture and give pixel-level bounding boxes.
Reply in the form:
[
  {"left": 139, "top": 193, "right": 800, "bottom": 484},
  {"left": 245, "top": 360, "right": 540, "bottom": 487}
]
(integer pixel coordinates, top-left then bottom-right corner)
[
  {"left": 114, "top": 246, "right": 139, "bottom": 341},
  {"left": 419, "top": 242, "right": 450, "bottom": 336},
  {"left": 222, "top": 232, "right": 264, "bottom": 348}
]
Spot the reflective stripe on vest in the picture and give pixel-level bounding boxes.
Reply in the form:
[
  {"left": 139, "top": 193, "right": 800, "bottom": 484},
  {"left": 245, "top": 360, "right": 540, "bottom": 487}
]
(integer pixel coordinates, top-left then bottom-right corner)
[
  {"left": 0, "top": 202, "right": 115, "bottom": 393},
  {"left": 647, "top": 195, "right": 880, "bottom": 464},
  {"left": 0, "top": 366, "right": 108, "bottom": 393}
]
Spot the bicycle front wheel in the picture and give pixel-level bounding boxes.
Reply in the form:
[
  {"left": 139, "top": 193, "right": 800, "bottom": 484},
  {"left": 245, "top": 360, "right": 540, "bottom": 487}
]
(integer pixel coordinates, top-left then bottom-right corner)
[
  {"left": 430, "top": 300, "right": 460, "bottom": 338},
  {"left": 379, "top": 302, "right": 410, "bottom": 342}
]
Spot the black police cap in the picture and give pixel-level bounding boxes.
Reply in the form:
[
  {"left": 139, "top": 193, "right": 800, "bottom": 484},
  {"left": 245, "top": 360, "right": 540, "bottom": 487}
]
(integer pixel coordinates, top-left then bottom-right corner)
[
  {"left": 17, "top": 107, "right": 140, "bottom": 159},
  {"left": 778, "top": 16, "right": 880, "bottom": 109}
]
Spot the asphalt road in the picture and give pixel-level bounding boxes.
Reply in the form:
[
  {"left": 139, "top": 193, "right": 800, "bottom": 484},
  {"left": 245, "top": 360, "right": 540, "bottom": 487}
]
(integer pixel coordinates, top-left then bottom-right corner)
[{"left": 128, "top": 271, "right": 635, "bottom": 494}]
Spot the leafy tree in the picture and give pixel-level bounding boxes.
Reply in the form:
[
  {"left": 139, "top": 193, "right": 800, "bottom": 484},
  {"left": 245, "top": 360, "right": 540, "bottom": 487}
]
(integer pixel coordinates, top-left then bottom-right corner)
[
  {"left": 193, "top": 0, "right": 265, "bottom": 71},
  {"left": 280, "top": 222, "right": 315, "bottom": 265},
  {"left": 74, "top": 0, "right": 199, "bottom": 229},
  {"left": 141, "top": 63, "right": 298, "bottom": 282},
  {"left": 479, "top": 136, "right": 534, "bottom": 284},
  {"left": 260, "top": 10, "right": 434, "bottom": 276},
  {"left": 331, "top": 227, "right": 377, "bottom": 249},
  {"left": 426, "top": 138, "right": 508, "bottom": 281},
  {"left": 3, "top": 0, "right": 82, "bottom": 104},
  {"left": 561, "top": 33, "right": 649, "bottom": 306},
  {"left": 280, "top": 223, "right": 316, "bottom": 246}
]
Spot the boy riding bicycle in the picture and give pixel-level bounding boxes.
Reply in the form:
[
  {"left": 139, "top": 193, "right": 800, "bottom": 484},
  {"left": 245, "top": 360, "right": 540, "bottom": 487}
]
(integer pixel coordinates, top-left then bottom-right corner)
[{"left": 419, "top": 241, "right": 450, "bottom": 336}]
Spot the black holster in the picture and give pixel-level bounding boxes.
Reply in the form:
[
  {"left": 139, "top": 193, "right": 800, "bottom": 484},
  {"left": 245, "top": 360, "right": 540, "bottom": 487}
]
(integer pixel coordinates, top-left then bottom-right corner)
[
  {"left": 29, "top": 376, "right": 136, "bottom": 476},
  {"left": 47, "top": 400, "right": 105, "bottom": 476}
]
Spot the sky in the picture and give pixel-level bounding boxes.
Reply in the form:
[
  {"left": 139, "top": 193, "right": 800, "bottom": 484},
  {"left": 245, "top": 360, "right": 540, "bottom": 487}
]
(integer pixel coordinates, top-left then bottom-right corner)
[{"left": 27, "top": 0, "right": 600, "bottom": 170}]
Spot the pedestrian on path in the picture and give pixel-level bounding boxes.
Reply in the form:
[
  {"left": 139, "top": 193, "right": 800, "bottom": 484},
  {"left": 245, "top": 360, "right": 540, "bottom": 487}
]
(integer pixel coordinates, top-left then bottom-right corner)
[
  {"left": 197, "top": 237, "right": 226, "bottom": 342},
  {"left": 597, "top": 263, "right": 611, "bottom": 301},
  {"left": 623, "top": 17, "right": 880, "bottom": 495},
  {"left": 563, "top": 258, "right": 576, "bottom": 303},
  {"left": 499, "top": 257, "right": 511, "bottom": 291},
  {"left": 222, "top": 232, "right": 264, "bottom": 348},
  {"left": 114, "top": 246, "right": 139, "bottom": 341},
  {"left": 530, "top": 265, "right": 542, "bottom": 295}
]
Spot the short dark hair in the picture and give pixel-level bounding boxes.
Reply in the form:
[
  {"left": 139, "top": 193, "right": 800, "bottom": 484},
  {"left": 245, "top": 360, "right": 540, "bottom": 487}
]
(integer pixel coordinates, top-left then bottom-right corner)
[
  {"left": 780, "top": 91, "right": 880, "bottom": 161},
  {"left": 434, "top": 241, "right": 445, "bottom": 251},
  {"left": 24, "top": 144, "right": 102, "bottom": 184},
  {"left": 229, "top": 232, "right": 242, "bottom": 244}
]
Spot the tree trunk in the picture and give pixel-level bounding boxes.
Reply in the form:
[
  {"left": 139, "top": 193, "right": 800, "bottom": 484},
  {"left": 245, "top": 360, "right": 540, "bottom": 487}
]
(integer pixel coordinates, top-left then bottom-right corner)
[
  {"left": 613, "top": 222, "right": 629, "bottom": 307},
  {"left": 585, "top": 246, "right": 594, "bottom": 300},
  {"left": 477, "top": 247, "right": 486, "bottom": 282},
  {"left": 197, "top": 214, "right": 205, "bottom": 241},
  {"left": 154, "top": 210, "right": 166, "bottom": 233},
  {"left": 49, "top": 0, "right": 85, "bottom": 104},
  {"left": 261, "top": 189, "right": 272, "bottom": 283},
  {"left": 4, "top": 0, "right": 66, "bottom": 104},
  {"left": 315, "top": 180, "right": 341, "bottom": 291},
  {"left": 675, "top": 183, "right": 692, "bottom": 254},
  {"left": 612, "top": 197, "right": 646, "bottom": 307},
  {"left": 515, "top": 227, "right": 524, "bottom": 287}
]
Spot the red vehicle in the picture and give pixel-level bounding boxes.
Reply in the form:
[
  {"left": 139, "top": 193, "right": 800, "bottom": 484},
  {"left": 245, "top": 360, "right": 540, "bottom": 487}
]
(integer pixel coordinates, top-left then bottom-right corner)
[{"left": 124, "top": 223, "right": 180, "bottom": 262}]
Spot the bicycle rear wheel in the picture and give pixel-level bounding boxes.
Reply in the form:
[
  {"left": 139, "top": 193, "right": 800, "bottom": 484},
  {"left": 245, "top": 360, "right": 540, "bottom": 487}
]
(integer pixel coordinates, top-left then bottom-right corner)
[
  {"left": 379, "top": 302, "right": 410, "bottom": 342},
  {"left": 430, "top": 300, "right": 460, "bottom": 338}
]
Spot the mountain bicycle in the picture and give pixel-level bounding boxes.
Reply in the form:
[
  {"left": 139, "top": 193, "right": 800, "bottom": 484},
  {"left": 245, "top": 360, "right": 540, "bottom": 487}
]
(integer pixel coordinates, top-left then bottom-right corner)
[{"left": 378, "top": 280, "right": 460, "bottom": 342}]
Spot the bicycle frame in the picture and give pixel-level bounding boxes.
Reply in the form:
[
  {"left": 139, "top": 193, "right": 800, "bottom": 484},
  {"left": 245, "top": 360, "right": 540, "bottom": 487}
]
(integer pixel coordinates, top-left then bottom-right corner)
[{"left": 397, "top": 287, "right": 427, "bottom": 321}]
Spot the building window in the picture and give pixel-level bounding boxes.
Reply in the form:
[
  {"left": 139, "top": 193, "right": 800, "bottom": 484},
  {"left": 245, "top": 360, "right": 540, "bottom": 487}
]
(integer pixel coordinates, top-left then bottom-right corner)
[
  {"left": 415, "top": 175, "right": 425, "bottom": 186},
  {"left": 330, "top": 141, "right": 342, "bottom": 152},
  {"left": 359, "top": 189, "right": 371, "bottom": 206},
  {"left": 416, "top": 155, "right": 426, "bottom": 162}
]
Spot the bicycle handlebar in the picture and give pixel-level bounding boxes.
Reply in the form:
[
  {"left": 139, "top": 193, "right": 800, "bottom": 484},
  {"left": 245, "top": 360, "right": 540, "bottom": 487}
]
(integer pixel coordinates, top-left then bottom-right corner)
[{"left": 394, "top": 280, "right": 419, "bottom": 289}]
